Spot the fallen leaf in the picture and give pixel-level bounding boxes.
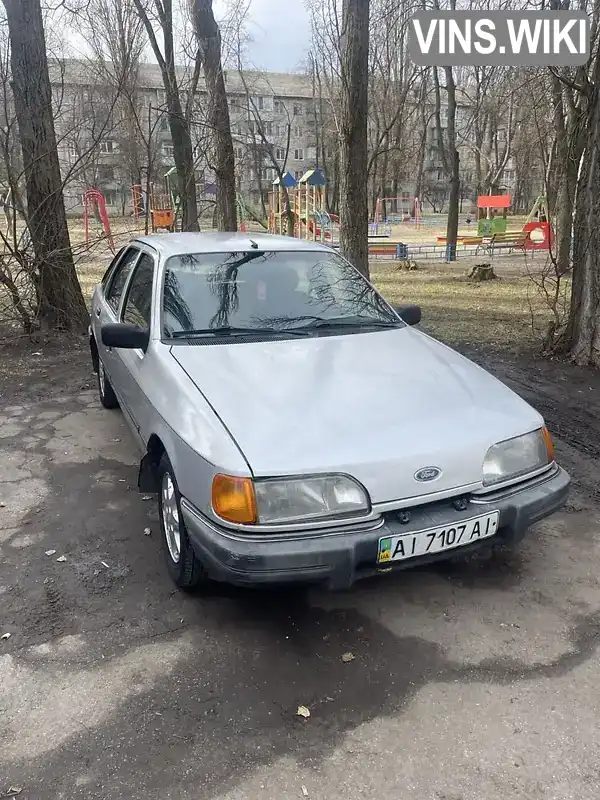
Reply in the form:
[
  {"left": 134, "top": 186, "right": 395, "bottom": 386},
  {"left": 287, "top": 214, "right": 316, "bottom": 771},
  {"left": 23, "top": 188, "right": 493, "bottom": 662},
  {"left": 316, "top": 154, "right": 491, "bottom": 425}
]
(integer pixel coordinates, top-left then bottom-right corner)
[
  {"left": 45, "top": 549, "right": 56, "bottom": 556},
  {"left": 144, "top": 527, "right": 151, "bottom": 536},
  {"left": 341, "top": 652, "right": 355, "bottom": 662},
  {"left": 301, "top": 786, "right": 309, "bottom": 797},
  {"left": 1, "top": 787, "right": 23, "bottom": 797},
  {"left": 142, "top": 495, "right": 153, "bottom": 501},
  {"left": 56, "top": 555, "right": 67, "bottom": 562},
  {"left": 111, "top": 438, "right": 121, "bottom": 442},
  {"left": 1, "top": 633, "right": 11, "bottom": 640},
  {"left": 101, "top": 561, "right": 110, "bottom": 568},
  {"left": 296, "top": 705, "right": 310, "bottom": 719}
]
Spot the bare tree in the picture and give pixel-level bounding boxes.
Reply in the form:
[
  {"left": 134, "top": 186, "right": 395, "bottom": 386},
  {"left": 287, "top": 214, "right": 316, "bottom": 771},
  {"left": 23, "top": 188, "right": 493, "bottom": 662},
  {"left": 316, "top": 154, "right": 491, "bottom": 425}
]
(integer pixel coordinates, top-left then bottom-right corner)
[
  {"left": 339, "top": 0, "right": 370, "bottom": 278},
  {"left": 189, "top": 0, "right": 237, "bottom": 231},
  {"left": 132, "top": 0, "right": 200, "bottom": 231},
  {"left": 2, "top": 0, "right": 88, "bottom": 332},
  {"left": 433, "top": 64, "right": 459, "bottom": 261}
]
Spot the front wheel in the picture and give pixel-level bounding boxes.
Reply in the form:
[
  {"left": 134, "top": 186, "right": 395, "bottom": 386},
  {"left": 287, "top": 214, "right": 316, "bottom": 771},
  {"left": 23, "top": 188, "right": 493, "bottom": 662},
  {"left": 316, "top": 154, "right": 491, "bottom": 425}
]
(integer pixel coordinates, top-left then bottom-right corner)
[
  {"left": 98, "top": 358, "right": 119, "bottom": 409},
  {"left": 158, "top": 453, "right": 206, "bottom": 590}
]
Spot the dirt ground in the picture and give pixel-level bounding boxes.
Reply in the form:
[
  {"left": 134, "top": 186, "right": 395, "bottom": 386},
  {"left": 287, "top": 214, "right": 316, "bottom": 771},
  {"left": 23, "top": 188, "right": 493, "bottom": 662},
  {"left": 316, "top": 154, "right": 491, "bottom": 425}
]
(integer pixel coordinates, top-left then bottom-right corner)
[{"left": 1, "top": 272, "right": 600, "bottom": 798}]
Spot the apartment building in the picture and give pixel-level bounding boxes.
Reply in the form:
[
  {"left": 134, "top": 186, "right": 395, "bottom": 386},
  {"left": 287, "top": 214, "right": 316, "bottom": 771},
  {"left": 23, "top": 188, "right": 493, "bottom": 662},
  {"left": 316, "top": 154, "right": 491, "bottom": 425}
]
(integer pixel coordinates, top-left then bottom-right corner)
[
  {"left": 46, "top": 59, "right": 519, "bottom": 217},
  {"left": 48, "top": 60, "right": 317, "bottom": 216}
]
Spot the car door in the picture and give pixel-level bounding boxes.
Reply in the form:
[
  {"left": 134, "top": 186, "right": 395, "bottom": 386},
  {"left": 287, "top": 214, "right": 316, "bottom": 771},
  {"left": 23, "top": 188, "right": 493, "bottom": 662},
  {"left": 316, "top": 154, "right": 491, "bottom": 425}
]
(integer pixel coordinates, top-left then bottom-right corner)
[
  {"left": 92, "top": 246, "right": 142, "bottom": 396},
  {"left": 111, "top": 249, "right": 157, "bottom": 445}
]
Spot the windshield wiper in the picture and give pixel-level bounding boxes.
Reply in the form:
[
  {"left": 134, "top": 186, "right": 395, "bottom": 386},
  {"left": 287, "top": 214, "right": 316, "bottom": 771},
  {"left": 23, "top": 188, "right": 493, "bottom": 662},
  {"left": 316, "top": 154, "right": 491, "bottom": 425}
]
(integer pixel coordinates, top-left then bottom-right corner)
[
  {"left": 291, "top": 315, "right": 402, "bottom": 330},
  {"left": 170, "top": 325, "right": 310, "bottom": 338}
]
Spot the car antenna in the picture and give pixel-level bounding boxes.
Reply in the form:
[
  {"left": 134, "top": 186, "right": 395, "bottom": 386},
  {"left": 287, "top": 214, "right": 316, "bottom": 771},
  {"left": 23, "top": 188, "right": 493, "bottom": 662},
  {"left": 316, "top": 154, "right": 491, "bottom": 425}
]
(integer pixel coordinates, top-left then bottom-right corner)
[{"left": 248, "top": 238, "right": 259, "bottom": 249}]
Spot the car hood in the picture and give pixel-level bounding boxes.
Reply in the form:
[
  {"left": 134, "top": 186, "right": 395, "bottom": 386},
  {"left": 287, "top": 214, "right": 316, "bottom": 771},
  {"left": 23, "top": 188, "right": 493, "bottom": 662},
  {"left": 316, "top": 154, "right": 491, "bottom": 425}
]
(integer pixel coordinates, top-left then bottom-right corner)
[{"left": 170, "top": 328, "right": 543, "bottom": 505}]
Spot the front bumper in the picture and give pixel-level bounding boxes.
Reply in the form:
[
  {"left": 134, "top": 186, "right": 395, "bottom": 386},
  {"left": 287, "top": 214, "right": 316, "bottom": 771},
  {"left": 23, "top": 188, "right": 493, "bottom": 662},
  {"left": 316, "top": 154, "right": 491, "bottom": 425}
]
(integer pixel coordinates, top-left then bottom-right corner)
[{"left": 181, "top": 465, "right": 570, "bottom": 590}]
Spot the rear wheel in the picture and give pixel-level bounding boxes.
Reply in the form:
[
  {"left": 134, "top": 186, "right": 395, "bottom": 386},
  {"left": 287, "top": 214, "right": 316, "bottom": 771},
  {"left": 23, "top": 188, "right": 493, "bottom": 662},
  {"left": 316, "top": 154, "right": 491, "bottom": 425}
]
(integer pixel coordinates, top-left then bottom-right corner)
[
  {"left": 98, "top": 359, "right": 119, "bottom": 409},
  {"left": 158, "top": 453, "right": 206, "bottom": 590}
]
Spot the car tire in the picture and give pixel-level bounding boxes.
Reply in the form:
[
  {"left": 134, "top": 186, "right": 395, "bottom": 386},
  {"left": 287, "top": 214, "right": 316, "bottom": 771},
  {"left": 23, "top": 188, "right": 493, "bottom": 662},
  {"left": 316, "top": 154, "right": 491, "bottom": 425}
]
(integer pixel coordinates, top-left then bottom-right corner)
[
  {"left": 157, "top": 453, "right": 206, "bottom": 590},
  {"left": 97, "top": 358, "right": 119, "bottom": 409}
]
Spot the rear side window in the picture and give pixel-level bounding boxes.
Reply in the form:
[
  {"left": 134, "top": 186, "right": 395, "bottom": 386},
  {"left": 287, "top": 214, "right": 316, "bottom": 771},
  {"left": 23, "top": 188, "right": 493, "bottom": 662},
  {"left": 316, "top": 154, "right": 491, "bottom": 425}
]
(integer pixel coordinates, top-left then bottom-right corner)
[
  {"left": 106, "top": 248, "right": 140, "bottom": 313},
  {"left": 122, "top": 253, "right": 155, "bottom": 328}
]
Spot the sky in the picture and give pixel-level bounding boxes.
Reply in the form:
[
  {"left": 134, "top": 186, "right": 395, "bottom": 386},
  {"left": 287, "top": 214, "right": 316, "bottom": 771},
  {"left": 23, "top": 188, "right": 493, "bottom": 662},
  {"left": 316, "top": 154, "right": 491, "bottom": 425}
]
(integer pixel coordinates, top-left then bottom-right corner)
[
  {"left": 217, "top": 0, "right": 312, "bottom": 72},
  {"left": 59, "top": 0, "right": 312, "bottom": 75}
]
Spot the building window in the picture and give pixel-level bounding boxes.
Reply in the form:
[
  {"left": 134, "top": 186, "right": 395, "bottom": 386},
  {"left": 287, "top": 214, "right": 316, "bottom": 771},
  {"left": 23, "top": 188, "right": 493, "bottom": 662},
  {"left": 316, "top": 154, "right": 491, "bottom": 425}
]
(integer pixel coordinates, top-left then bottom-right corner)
[
  {"left": 294, "top": 126, "right": 303, "bottom": 138},
  {"left": 99, "top": 140, "right": 116, "bottom": 154},
  {"left": 293, "top": 103, "right": 303, "bottom": 116},
  {"left": 98, "top": 165, "right": 115, "bottom": 182},
  {"left": 261, "top": 167, "right": 274, "bottom": 181},
  {"left": 248, "top": 119, "right": 256, "bottom": 134},
  {"left": 274, "top": 99, "right": 284, "bottom": 113},
  {"left": 276, "top": 147, "right": 285, "bottom": 160},
  {"left": 502, "top": 169, "right": 515, "bottom": 183},
  {"left": 234, "top": 146, "right": 244, "bottom": 159},
  {"left": 104, "top": 190, "right": 117, "bottom": 206},
  {"left": 401, "top": 191, "right": 410, "bottom": 199},
  {"left": 294, "top": 148, "right": 304, "bottom": 160},
  {"left": 162, "top": 144, "right": 174, "bottom": 159},
  {"left": 263, "top": 121, "right": 272, "bottom": 136},
  {"left": 159, "top": 117, "right": 169, "bottom": 132},
  {"left": 257, "top": 96, "right": 264, "bottom": 110},
  {"left": 294, "top": 170, "right": 301, "bottom": 180}
]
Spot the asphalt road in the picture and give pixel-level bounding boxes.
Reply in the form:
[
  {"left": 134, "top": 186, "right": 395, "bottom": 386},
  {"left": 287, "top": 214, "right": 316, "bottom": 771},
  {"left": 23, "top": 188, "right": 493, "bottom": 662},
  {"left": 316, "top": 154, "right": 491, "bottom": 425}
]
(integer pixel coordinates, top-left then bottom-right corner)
[{"left": 1, "top": 379, "right": 599, "bottom": 799}]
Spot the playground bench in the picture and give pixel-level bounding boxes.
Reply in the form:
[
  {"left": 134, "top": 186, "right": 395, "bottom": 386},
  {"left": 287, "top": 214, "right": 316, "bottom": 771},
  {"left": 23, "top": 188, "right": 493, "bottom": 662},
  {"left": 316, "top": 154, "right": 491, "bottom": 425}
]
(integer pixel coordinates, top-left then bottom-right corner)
[{"left": 476, "top": 231, "right": 527, "bottom": 255}]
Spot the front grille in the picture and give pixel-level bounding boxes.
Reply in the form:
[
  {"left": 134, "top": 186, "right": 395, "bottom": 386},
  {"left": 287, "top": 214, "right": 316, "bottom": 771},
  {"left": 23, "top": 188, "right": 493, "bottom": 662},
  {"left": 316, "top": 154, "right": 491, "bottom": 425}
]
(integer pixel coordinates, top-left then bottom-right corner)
[{"left": 385, "top": 491, "right": 474, "bottom": 526}]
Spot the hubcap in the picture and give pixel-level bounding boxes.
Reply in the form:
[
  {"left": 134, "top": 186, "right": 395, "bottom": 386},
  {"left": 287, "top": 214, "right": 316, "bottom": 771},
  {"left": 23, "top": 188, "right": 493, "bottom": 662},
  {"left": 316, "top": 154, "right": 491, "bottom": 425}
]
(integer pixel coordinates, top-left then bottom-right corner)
[
  {"left": 98, "top": 360, "right": 106, "bottom": 396},
  {"left": 161, "top": 472, "right": 181, "bottom": 563}
]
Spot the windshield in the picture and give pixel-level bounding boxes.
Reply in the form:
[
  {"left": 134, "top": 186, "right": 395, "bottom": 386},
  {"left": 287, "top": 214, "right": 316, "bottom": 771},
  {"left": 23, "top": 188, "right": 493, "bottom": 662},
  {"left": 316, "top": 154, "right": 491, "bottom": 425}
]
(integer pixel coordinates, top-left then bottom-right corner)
[{"left": 162, "top": 250, "right": 401, "bottom": 336}]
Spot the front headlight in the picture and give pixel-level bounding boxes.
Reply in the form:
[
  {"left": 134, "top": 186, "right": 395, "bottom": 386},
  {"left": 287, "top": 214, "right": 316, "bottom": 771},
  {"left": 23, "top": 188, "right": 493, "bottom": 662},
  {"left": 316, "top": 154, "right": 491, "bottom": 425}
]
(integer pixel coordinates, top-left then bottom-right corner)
[
  {"left": 483, "top": 427, "right": 554, "bottom": 487},
  {"left": 254, "top": 474, "right": 370, "bottom": 524}
]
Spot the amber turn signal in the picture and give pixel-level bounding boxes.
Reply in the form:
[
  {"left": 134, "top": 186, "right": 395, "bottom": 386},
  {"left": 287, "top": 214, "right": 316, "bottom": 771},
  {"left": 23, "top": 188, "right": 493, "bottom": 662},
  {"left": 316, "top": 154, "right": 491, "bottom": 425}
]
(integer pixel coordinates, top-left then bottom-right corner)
[
  {"left": 542, "top": 426, "right": 555, "bottom": 462},
  {"left": 212, "top": 474, "right": 257, "bottom": 524}
]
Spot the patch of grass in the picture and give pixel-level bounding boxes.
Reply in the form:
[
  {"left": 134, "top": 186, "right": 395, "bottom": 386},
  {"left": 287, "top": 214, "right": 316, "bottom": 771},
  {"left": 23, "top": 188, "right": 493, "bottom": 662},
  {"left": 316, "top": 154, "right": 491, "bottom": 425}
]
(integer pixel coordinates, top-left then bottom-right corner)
[{"left": 372, "top": 261, "right": 564, "bottom": 353}]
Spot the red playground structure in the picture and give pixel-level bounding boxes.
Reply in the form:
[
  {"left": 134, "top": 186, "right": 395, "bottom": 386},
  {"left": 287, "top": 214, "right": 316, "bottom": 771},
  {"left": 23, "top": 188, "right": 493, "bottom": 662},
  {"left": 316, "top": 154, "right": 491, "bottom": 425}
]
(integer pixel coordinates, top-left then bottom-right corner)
[{"left": 84, "top": 189, "right": 115, "bottom": 252}]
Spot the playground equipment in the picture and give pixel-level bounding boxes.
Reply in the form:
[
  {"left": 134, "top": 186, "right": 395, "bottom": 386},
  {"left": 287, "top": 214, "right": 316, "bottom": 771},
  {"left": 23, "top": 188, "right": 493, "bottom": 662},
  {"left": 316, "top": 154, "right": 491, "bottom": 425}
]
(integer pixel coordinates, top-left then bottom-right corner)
[
  {"left": 522, "top": 195, "right": 554, "bottom": 251},
  {"left": 83, "top": 189, "right": 115, "bottom": 252},
  {"left": 373, "top": 196, "right": 421, "bottom": 231},
  {"left": 131, "top": 184, "right": 146, "bottom": 220},
  {"left": 268, "top": 169, "right": 336, "bottom": 243},
  {"left": 476, "top": 194, "right": 511, "bottom": 236},
  {"left": 268, "top": 171, "right": 297, "bottom": 235},
  {"left": 295, "top": 168, "right": 327, "bottom": 240},
  {"left": 149, "top": 167, "right": 182, "bottom": 233}
]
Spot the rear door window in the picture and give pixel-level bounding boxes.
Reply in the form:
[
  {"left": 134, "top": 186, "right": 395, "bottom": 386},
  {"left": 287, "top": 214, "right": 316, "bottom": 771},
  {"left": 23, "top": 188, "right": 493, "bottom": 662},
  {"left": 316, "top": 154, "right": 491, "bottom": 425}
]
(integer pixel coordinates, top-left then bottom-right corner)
[
  {"left": 122, "top": 253, "right": 155, "bottom": 329},
  {"left": 105, "top": 248, "right": 140, "bottom": 313}
]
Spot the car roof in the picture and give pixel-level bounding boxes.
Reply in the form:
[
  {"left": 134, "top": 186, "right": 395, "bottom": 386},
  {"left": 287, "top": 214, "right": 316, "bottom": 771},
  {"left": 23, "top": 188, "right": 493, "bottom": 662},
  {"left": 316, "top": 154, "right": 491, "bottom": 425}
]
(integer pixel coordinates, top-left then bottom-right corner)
[{"left": 132, "top": 231, "right": 334, "bottom": 257}]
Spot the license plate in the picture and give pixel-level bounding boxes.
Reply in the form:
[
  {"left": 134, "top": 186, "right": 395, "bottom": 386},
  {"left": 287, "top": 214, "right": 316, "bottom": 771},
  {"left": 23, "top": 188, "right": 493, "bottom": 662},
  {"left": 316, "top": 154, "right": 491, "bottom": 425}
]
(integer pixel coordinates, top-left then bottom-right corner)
[{"left": 377, "top": 511, "right": 500, "bottom": 564}]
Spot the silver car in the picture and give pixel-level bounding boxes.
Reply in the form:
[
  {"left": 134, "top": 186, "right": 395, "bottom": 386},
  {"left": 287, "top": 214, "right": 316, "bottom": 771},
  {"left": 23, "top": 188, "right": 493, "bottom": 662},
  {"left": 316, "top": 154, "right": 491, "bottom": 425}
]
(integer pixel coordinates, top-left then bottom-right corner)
[{"left": 89, "top": 232, "right": 569, "bottom": 590}]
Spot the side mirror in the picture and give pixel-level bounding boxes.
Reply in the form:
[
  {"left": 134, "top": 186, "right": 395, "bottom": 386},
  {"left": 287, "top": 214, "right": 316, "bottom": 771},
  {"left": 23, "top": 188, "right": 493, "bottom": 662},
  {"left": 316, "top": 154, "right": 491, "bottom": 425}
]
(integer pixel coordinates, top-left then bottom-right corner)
[
  {"left": 394, "top": 304, "right": 421, "bottom": 326},
  {"left": 101, "top": 322, "right": 149, "bottom": 351}
]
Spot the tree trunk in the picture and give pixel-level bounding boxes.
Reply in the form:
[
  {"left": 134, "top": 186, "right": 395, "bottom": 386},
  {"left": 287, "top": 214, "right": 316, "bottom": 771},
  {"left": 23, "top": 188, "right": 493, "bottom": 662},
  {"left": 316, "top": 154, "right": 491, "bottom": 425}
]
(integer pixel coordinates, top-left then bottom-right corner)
[
  {"left": 565, "top": 86, "right": 600, "bottom": 366},
  {"left": 339, "top": 0, "right": 370, "bottom": 278},
  {"left": 444, "top": 67, "right": 460, "bottom": 262},
  {"left": 189, "top": 0, "right": 237, "bottom": 231},
  {"left": 132, "top": 0, "right": 199, "bottom": 232},
  {"left": 167, "top": 100, "right": 199, "bottom": 231},
  {"left": 2, "top": 0, "right": 89, "bottom": 332}
]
